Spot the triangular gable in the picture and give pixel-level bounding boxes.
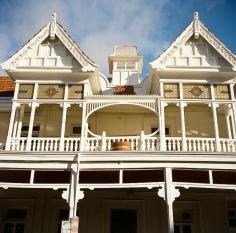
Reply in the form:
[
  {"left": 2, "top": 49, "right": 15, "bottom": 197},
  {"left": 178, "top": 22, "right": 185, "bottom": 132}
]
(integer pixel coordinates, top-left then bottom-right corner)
[
  {"left": 1, "top": 14, "right": 98, "bottom": 72},
  {"left": 150, "top": 12, "right": 236, "bottom": 71}
]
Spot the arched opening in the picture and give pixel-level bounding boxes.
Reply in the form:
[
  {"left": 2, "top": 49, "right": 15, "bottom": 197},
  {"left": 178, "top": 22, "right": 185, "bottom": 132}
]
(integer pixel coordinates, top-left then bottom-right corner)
[{"left": 87, "top": 104, "right": 159, "bottom": 137}]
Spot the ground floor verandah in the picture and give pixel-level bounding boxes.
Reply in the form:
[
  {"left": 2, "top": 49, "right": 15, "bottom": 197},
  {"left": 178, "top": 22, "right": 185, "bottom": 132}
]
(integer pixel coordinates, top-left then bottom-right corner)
[{"left": 0, "top": 188, "right": 235, "bottom": 233}]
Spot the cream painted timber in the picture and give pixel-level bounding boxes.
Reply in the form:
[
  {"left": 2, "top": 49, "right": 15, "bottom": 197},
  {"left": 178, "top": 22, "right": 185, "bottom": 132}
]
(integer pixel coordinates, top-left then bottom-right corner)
[{"left": 0, "top": 112, "right": 10, "bottom": 144}]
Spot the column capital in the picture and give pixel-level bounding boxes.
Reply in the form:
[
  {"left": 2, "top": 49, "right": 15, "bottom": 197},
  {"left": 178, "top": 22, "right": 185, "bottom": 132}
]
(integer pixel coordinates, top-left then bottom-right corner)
[
  {"left": 176, "top": 102, "right": 187, "bottom": 108},
  {"left": 161, "top": 102, "right": 168, "bottom": 108},
  {"left": 60, "top": 102, "right": 71, "bottom": 109},
  {"left": 208, "top": 102, "right": 219, "bottom": 109},
  {"left": 157, "top": 186, "right": 180, "bottom": 203},
  {"left": 29, "top": 102, "right": 40, "bottom": 108},
  {"left": 62, "top": 189, "right": 84, "bottom": 203}
]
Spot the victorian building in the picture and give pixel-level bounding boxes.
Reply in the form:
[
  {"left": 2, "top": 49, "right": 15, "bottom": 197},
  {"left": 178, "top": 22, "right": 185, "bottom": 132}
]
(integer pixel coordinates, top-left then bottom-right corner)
[{"left": 0, "top": 12, "right": 236, "bottom": 233}]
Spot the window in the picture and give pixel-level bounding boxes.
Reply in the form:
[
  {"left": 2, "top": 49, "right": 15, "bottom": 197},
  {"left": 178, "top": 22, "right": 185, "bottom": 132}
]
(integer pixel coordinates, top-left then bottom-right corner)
[
  {"left": 174, "top": 209, "right": 192, "bottom": 233},
  {"left": 228, "top": 208, "right": 236, "bottom": 229},
  {"left": 21, "top": 125, "right": 40, "bottom": 137},
  {"left": 117, "top": 62, "right": 125, "bottom": 70},
  {"left": 126, "top": 62, "right": 136, "bottom": 70},
  {"left": 3, "top": 209, "right": 27, "bottom": 233},
  {"left": 72, "top": 126, "right": 81, "bottom": 135},
  {"left": 151, "top": 127, "right": 170, "bottom": 136},
  {"left": 116, "top": 61, "right": 136, "bottom": 70}
]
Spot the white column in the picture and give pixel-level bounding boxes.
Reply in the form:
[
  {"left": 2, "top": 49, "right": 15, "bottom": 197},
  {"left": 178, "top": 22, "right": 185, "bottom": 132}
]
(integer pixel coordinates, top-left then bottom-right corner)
[
  {"left": 225, "top": 107, "right": 232, "bottom": 139},
  {"left": 16, "top": 104, "right": 25, "bottom": 138},
  {"left": 211, "top": 103, "right": 220, "bottom": 151},
  {"left": 59, "top": 102, "right": 70, "bottom": 151},
  {"left": 79, "top": 102, "right": 87, "bottom": 151},
  {"left": 229, "top": 107, "right": 236, "bottom": 139},
  {"left": 178, "top": 102, "right": 187, "bottom": 151},
  {"left": 12, "top": 107, "right": 20, "bottom": 138},
  {"left": 26, "top": 102, "right": 39, "bottom": 151},
  {"left": 157, "top": 168, "right": 180, "bottom": 233},
  {"left": 5, "top": 102, "right": 20, "bottom": 150},
  {"left": 229, "top": 84, "right": 236, "bottom": 138},
  {"left": 165, "top": 168, "right": 175, "bottom": 233},
  {"left": 160, "top": 102, "right": 168, "bottom": 151}
]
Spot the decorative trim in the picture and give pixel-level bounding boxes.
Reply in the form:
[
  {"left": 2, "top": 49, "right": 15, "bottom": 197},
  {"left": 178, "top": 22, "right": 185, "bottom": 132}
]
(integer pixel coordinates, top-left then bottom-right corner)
[
  {"left": 1, "top": 18, "right": 98, "bottom": 72},
  {"left": 151, "top": 13, "right": 236, "bottom": 70},
  {"left": 56, "top": 25, "right": 97, "bottom": 72},
  {"left": 3, "top": 25, "right": 50, "bottom": 71}
]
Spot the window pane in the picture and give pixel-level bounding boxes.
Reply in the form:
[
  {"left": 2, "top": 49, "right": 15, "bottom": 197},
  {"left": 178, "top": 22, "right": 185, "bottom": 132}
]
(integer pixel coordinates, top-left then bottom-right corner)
[
  {"left": 174, "top": 225, "right": 180, "bottom": 233},
  {"left": 229, "top": 219, "right": 236, "bottom": 227},
  {"left": 126, "top": 62, "right": 135, "bottom": 70},
  {"left": 183, "top": 225, "right": 191, "bottom": 233},
  {"left": 4, "top": 224, "right": 14, "bottom": 233},
  {"left": 16, "top": 224, "right": 25, "bottom": 233},
  {"left": 117, "top": 62, "right": 125, "bottom": 69}
]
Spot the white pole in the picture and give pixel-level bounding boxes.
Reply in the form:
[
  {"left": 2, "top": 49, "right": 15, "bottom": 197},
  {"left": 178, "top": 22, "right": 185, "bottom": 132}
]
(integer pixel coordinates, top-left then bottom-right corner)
[
  {"left": 60, "top": 103, "right": 70, "bottom": 151},
  {"left": 165, "top": 168, "right": 175, "bottom": 233},
  {"left": 16, "top": 104, "right": 25, "bottom": 138},
  {"left": 5, "top": 102, "right": 19, "bottom": 150}
]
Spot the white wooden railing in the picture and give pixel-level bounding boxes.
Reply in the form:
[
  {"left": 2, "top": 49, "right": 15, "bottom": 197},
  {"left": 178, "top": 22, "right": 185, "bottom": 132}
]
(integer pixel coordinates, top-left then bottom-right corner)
[{"left": 8, "top": 136, "right": 236, "bottom": 153}]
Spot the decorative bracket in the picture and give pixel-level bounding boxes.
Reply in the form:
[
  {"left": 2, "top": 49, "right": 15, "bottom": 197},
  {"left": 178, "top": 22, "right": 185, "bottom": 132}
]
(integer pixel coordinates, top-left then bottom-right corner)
[
  {"left": 157, "top": 186, "right": 180, "bottom": 203},
  {"left": 62, "top": 189, "right": 84, "bottom": 203}
]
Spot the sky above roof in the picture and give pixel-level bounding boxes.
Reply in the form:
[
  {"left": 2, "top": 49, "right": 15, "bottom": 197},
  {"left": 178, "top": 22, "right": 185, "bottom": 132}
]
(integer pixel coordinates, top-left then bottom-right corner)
[{"left": 0, "top": 0, "right": 235, "bottom": 77}]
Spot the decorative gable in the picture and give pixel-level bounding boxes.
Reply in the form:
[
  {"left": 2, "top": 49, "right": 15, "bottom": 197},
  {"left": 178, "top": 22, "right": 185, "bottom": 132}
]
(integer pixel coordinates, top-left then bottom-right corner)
[
  {"left": 165, "top": 35, "right": 231, "bottom": 67},
  {"left": 18, "top": 37, "right": 75, "bottom": 68},
  {"left": 150, "top": 12, "right": 236, "bottom": 71},
  {"left": 1, "top": 14, "right": 98, "bottom": 72}
]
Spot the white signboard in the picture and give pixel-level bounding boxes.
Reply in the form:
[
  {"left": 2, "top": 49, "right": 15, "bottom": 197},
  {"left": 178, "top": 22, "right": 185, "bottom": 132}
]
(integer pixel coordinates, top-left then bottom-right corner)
[{"left": 61, "top": 221, "right": 70, "bottom": 233}]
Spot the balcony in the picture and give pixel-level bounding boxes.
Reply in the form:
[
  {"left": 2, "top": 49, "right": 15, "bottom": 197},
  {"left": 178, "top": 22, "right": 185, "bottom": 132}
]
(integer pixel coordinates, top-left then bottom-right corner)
[{"left": 8, "top": 136, "right": 236, "bottom": 153}]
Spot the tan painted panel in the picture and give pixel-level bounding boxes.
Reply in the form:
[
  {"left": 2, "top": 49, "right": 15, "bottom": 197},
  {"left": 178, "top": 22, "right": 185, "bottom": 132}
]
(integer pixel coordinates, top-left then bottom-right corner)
[{"left": 37, "top": 84, "right": 64, "bottom": 99}]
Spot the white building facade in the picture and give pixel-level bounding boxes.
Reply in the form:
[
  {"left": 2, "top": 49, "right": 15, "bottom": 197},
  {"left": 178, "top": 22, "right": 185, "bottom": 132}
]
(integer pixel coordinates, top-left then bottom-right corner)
[{"left": 0, "top": 12, "right": 236, "bottom": 233}]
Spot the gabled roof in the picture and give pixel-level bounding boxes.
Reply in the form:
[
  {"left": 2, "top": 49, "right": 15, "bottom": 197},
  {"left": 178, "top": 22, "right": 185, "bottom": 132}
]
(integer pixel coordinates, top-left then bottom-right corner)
[
  {"left": 150, "top": 12, "right": 236, "bottom": 70},
  {"left": 1, "top": 13, "right": 98, "bottom": 72}
]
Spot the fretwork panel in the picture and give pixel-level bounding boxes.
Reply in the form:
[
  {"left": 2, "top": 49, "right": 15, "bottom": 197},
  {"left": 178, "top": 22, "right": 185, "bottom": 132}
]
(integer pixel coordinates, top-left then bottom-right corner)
[
  {"left": 214, "top": 84, "right": 230, "bottom": 100},
  {"left": 183, "top": 84, "right": 210, "bottom": 99},
  {"left": 37, "top": 84, "right": 64, "bottom": 99}
]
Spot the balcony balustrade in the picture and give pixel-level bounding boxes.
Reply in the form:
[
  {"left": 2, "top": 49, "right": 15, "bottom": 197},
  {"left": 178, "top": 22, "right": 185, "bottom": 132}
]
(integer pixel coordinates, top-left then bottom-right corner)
[{"left": 7, "top": 135, "right": 236, "bottom": 153}]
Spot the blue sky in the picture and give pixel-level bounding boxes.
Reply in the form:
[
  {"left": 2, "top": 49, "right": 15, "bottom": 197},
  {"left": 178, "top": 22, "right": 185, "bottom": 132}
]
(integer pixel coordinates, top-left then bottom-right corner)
[{"left": 0, "top": 0, "right": 235, "bottom": 76}]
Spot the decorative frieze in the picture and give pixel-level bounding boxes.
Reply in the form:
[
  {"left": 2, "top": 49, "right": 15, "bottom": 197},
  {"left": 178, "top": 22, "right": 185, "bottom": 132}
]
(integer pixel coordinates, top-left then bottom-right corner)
[
  {"left": 18, "top": 84, "right": 34, "bottom": 99},
  {"left": 68, "top": 84, "right": 83, "bottom": 99},
  {"left": 37, "top": 84, "right": 64, "bottom": 99},
  {"left": 164, "top": 84, "right": 179, "bottom": 98},
  {"left": 214, "top": 84, "right": 230, "bottom": 100},
  {"left": 183, "top": 84, "right": 210, "bottom": 99}
]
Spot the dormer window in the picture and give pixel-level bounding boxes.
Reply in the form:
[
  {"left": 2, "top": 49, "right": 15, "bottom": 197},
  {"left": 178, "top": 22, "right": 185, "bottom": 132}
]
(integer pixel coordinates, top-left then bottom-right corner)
[
  {"left": 117, "top": 62, "right": 125, "bottom": 70},
  {"left": 116, "top": 61, "right": 136, "bottom": 70}
]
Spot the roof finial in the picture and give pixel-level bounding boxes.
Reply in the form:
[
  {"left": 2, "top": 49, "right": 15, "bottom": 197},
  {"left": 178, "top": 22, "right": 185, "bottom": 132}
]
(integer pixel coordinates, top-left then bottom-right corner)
[
  {"left": 193, "top": 11, "right": 200, "bottom": 39},
  {"left": 50, "top": 13, "right": 57, "bottom": 40}
]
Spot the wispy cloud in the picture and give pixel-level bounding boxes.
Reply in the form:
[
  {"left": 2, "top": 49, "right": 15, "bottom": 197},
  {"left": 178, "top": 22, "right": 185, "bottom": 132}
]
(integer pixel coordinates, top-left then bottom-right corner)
[
  {"left": 0, "top": 0, "right": 228, "bottom": 76},
  {"left": 0, "top": 0, "right": 171, "bottom": 75}
]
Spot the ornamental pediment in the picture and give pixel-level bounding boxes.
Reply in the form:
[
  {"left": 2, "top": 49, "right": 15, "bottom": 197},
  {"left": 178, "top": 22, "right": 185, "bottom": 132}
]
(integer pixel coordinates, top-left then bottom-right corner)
[
  {"left": 150, "top": 12, "right": 236, "bottom": 71},
  {"left": 1, "top": 14, "right": 98, "bottom": 73},
  {"left": 164, "top": 35, "right": 232, "bottom": 68}
]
